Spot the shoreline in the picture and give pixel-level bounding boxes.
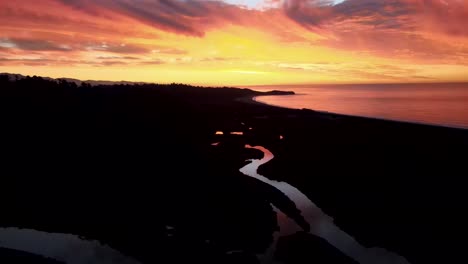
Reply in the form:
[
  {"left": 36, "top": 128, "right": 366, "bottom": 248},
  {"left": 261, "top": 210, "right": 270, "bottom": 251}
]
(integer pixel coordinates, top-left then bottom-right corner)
[
  {"left": 243, "top": 93, "right": 468, "bottom": 264},
  {"left": 249, "top": 95, "right": 468, "bottom": 131}
]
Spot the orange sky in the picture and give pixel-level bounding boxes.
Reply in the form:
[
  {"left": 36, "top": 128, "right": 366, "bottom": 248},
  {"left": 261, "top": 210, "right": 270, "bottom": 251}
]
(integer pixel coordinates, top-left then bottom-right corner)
[{"left": 1, "top": 0, "right": 467, "bottom": 85}]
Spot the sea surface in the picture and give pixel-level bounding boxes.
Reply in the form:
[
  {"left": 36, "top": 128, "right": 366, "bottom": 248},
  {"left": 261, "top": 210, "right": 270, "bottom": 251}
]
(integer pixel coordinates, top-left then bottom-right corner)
[{"left": 250, "top": 83, "right": 468, "bottom": 129}]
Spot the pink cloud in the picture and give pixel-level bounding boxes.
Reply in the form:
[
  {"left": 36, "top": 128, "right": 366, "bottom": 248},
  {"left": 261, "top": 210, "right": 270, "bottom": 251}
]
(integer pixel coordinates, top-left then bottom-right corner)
[
  {"left": 0, "top": 0, "right": 467, "bottom": 68},
  {"left": 280, "top": 0, "right": 468, "bottom": 61}
]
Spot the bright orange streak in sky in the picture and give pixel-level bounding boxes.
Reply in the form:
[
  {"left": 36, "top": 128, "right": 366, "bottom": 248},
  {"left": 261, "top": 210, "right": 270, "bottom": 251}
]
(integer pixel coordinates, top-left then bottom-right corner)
[{"left": 1, "top": 0, "right": 467, "bottom": 85}]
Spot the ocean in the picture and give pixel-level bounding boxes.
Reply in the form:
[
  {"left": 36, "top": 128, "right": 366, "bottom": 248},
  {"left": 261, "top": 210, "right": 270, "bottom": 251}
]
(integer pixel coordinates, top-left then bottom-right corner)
[{"left": 249, "top": 83, "right": 468, "bottom": 129}]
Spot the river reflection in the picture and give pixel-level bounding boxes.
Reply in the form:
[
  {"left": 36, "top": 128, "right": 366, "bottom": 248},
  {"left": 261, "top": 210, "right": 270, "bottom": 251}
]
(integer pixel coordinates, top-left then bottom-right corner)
[
  {"left": 0, "top": 228, "right": 140, "bottom": 264},
  {"left": 240, "top": 145, "right": 411, "bottom": 264}
]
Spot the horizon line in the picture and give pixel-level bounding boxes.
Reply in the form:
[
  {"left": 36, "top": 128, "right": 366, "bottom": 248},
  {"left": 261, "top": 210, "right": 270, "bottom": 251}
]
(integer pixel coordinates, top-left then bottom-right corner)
[{"left": 3, "top": 72, "right": 468, "bottom": 88}]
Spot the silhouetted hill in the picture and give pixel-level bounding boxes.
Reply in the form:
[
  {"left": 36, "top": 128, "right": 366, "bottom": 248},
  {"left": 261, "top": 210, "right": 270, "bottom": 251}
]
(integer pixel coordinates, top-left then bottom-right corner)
[
  {"left": 0, "top": 74, "right": 467, "bottom": 264},
  {"left": 0, "top": 74, "right": 294, "bottom": 264},
  {"left": 0, "top": 73, "right": 146, "bottom": 86},
  {"left": 276, "top": 232, "right": 358, "bottom": 264},
  {"left": 0, "top": 73, "right": 297, "bottom": 93}
]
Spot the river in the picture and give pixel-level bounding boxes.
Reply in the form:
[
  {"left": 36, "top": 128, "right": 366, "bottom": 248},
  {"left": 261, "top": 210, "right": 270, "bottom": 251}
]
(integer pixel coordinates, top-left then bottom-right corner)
[
  {"left": 240, "top": 144, "right": 411, "bottom": 264},
  {"left": 0, "top": 142, "right": 411, "bottom": 264},
  {"left": 0, "top": 227, "right": 141, "bottom": 264}
]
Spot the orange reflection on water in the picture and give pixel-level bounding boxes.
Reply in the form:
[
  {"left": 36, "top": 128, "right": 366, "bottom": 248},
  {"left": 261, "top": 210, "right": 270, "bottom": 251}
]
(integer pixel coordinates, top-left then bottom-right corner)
[{"left": 254, "top": 83, "right": 468, "bottom": 129}]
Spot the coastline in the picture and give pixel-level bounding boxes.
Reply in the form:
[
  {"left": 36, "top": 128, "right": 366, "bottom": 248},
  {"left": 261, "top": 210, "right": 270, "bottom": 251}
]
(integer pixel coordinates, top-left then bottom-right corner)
[
  {"left": 243, "top": 94, "right": 468, "bottom": 264},
  {"left": 250, "top": 94, "right": 468, "bottom": 131}
]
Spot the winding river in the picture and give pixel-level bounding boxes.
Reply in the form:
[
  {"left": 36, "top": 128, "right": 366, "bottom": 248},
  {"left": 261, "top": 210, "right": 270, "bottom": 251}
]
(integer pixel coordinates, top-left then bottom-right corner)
[
  {"left": 240, "top": 145, "right": 411, "bottom": 264},
  {"left": 0, "top": 141, "right": 410, "bottom": 264},
  {"left": 0, "top": 227, "right": 141, "bottom": 264}
]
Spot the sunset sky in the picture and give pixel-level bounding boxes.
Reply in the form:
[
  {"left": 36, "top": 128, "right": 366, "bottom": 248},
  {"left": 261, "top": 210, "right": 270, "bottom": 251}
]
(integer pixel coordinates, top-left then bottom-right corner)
[{"left": 1, "top": 0, "right": 467, "bottom": 85}]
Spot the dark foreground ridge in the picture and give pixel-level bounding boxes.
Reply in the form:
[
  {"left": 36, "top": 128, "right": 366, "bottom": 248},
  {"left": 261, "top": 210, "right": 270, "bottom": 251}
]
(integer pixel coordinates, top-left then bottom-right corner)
[
  {"left": 276, "top": 232, "right": 358, "bottom": 264},
  {"left": 1, "top": 74, "right": 467, "bottom": 264},
  {"left": 0, "top": 247, "right": 64, "bottom": 264}
]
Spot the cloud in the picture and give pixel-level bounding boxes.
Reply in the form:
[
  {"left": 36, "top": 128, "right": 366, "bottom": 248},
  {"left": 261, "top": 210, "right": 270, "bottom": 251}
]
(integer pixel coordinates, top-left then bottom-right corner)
[
  {"left": 410, "top": 0, "right": 468, "bottom": 37},
  {"left": 151, "top": 47, "right": 188, "bottom": 55},
  {"left": 56, "top": 0, "right": 249, "bottom": 37},
  {"left": 0, "top": 0, "right": 467, "bottom": 83},
  {"left": 99, "top": 60, "right": 128, "bottom": 66},
  {"left": 281, "top": 0, "right": 415, "bottom": 31},
  {"left": 0, "top": 38, "right": 72, "bottom": 51},
  {"left": 282, "top": 0, "right": 335, "bottom": 28},
  {"left": 0, "top": 56, "right": 138, "bottom": 67},
  {"left": 282, "top": 0, "right": 468, "bottom": 36},
  {"left": 85, "top": 43, "right": 150, "bottom": 54},
  {"left": 200, "top": 57, "right": 239, "bottom": 62},
  {"left": 0, "top": 57, "right": 54, "bottom": 66},
  {"left": 96, "top": 56, "right": 139, "bottom": 60},
  {"left": 279, "top": 0, "right": 468, "bottom": 60},
  {"left": 139, "top": 59, "right": 166, "bottom": 65},
  {"left": 0, "top": 0, "right": 161, "bottom": 41}
]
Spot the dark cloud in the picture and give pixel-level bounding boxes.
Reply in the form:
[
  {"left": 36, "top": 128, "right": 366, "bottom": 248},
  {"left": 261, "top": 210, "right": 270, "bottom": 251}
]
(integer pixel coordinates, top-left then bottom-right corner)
[
  {"left": 106, "top": 45, "right": 148, "bottom": 54},
  {"left": 280, "top": 0, "right": 468, "bottom": 61},
  {"left": 0, "top": 57, "right": 132, "bottom": 67},
  {"left": 158, "top": 0, "right": 209, "bottom": 17},
  {"left": 86, "top": 43, "right": 149, "bottom": 54},
  {"left": 0, "top": 38, "right": 72, "bottom": 51},
  {"left": 282, "top": 0, "right": 413, "bottom": 29},
  {"left": 139, "top": 59, "right": 165, "bottom": 65},
  {"left": 114, "top": 0, "right": 203, "bottom": 36},
  {"left": 0, "top": 2, "right": 161, "bottom": 39},
  {"left": 282, "top": 0, "right": 335, "bottom": 28},
  {"left": 0, "top": 57, "right": 54, "bottom": 66},
  {"left": 0, "top": 57, "right": 52, "bottom": 62},
  {"left": 57, "top": 0, "right": 243, "bottom": 37},
  {"left": 282, "top": 0, "right": 468, "bottom": 36},
  {"left": 99, "top": 60, "right": 127, "bottom": 66},
  {"left": 96, "top": 56, "right": 139, "bottom": 60}
]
